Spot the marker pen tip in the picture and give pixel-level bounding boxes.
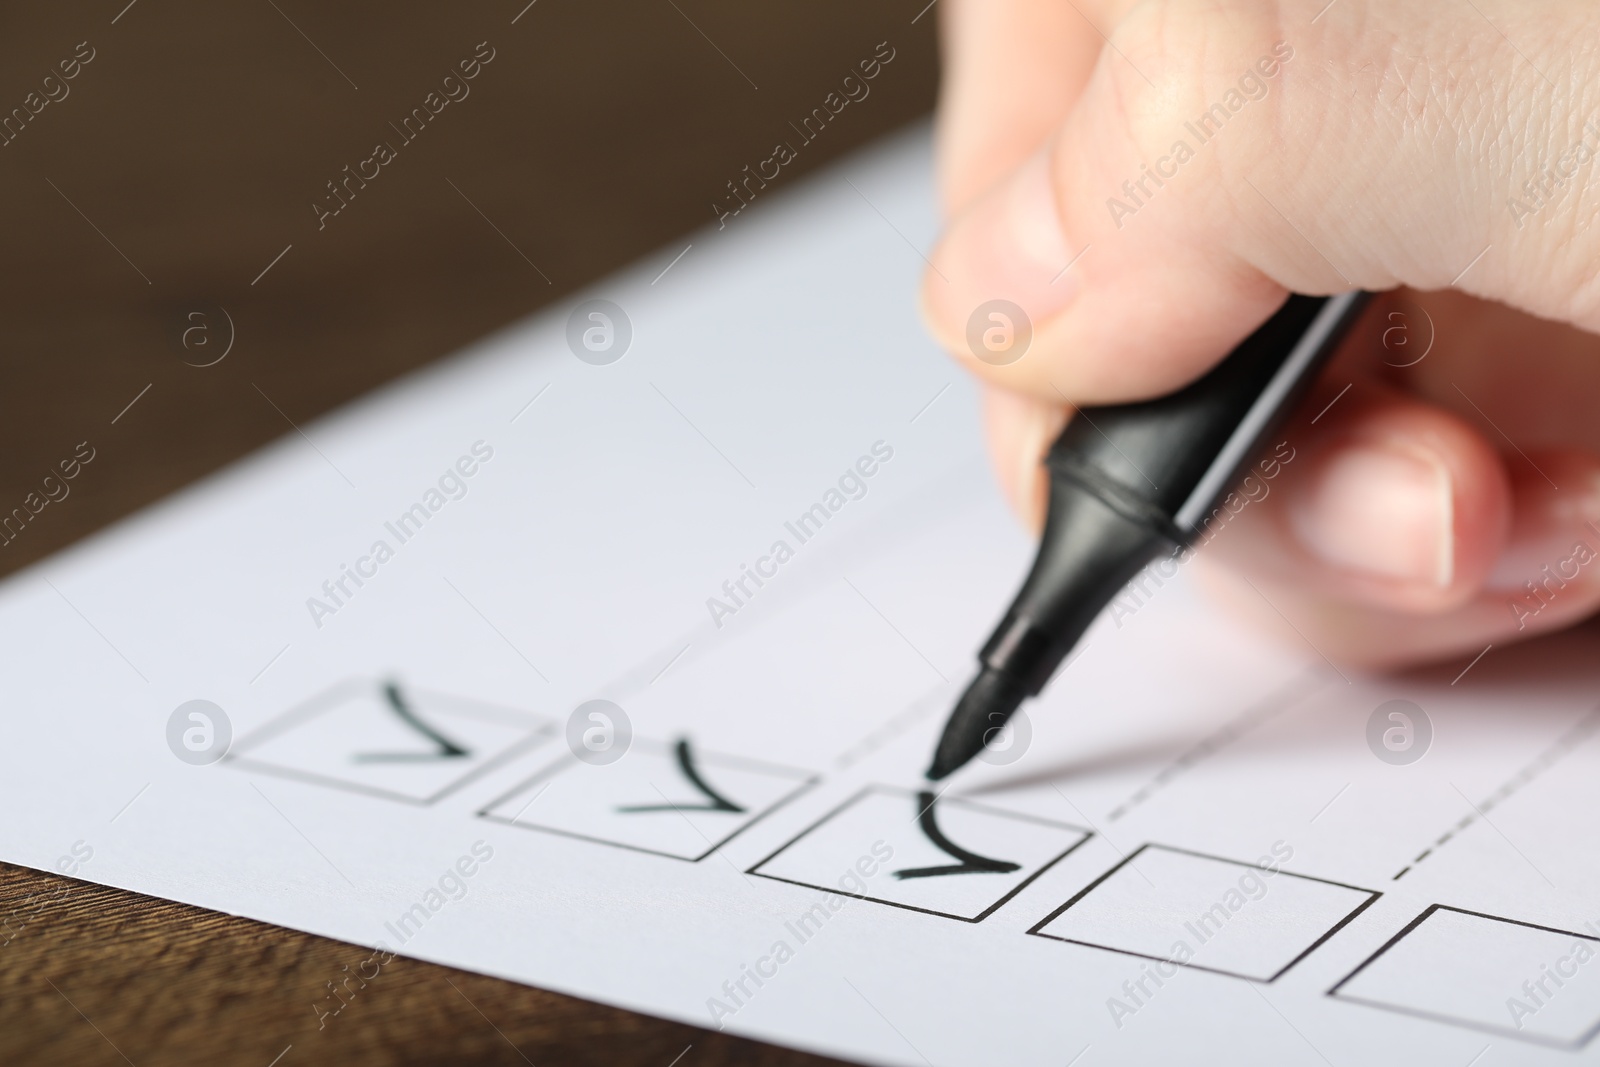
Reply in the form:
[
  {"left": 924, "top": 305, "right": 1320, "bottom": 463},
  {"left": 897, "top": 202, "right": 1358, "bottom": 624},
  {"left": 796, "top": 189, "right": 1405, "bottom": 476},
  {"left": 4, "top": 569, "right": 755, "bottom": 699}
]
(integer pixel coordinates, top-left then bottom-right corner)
[{"left": 926, "top": 666, "right": 1028, "bottom": 781}]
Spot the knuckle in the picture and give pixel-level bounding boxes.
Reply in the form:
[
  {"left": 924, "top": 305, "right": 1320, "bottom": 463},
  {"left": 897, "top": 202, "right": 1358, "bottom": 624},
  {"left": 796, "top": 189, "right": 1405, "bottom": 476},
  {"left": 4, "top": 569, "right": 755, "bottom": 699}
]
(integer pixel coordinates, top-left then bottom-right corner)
[
  {"left": 1096, "top": 2, "right": 1302, "bottom": 214},
  {"left": 1086, "top": 0, "right": 1600, "bottom": 306}
]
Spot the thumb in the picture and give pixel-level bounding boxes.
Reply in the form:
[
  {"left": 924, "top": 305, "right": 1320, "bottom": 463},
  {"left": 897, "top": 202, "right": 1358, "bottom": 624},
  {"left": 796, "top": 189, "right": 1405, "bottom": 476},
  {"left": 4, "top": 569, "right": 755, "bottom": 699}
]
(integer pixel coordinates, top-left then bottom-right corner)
[{"left": 921, "top": 0, "right": 1600, "bottom": 404}]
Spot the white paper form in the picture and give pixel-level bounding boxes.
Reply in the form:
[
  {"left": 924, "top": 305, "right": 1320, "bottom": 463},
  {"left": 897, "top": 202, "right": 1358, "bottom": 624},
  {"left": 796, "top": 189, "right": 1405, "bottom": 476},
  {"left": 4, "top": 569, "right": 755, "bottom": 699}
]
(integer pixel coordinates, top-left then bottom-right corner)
[{"left": 5, "top": 122, "right": 1600, "bottom": 1066}]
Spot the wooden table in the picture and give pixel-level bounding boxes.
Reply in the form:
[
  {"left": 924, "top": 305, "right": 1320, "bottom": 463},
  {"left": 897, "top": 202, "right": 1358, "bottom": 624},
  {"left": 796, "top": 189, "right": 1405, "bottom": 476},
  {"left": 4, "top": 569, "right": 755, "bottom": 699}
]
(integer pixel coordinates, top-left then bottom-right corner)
[{"left": 0, "top": 2, "right": 936, "bottom": 1061}]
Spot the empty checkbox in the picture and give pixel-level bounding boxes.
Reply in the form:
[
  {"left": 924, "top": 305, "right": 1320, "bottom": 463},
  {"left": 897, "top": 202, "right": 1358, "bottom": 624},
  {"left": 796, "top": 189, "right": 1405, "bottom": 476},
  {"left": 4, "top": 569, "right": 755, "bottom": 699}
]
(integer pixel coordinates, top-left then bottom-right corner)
[
  {"left": 1330, "top": 905, "right": 1600, "bottom": 1048},
  {"left": 227, "top": 677, "right": 554, "bottom": 804},
  {"left": 1029, "top": 843, "right": 1378, "bottom": 981},
  {"left": 478, "top": 737, "right": 816, "bottom": 861},
  {"left": 749, "top": 786, "right": 1091, "bottom": 922}
]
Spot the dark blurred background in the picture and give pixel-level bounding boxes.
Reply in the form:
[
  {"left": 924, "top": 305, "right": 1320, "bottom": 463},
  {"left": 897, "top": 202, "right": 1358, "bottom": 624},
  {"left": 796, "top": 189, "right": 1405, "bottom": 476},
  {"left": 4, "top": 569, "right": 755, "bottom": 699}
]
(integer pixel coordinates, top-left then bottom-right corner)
[
  {"left": 0, "top": 2, "right": 937, "bottom": 1062},
  {"left": 0, "top": 0, "right": 937, "bottom": 573}
]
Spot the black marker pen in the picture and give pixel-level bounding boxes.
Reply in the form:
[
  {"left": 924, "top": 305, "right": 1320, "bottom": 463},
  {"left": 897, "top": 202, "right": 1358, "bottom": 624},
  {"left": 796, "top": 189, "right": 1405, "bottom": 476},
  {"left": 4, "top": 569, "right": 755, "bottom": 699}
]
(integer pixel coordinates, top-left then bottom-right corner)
[{"left": 927, "top": 291, "right": 1372, "bottom": 781}]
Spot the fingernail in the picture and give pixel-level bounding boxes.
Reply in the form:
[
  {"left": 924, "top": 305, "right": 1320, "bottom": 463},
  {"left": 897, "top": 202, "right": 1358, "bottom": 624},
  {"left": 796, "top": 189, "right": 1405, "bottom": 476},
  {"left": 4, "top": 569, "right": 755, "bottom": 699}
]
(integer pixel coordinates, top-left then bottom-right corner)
[
  {"left": 1289, "top": 441, "right": 1455, "bottom": 587},
  {"left": 923, "top": 150, "right": 1078, "bottom": 357}
]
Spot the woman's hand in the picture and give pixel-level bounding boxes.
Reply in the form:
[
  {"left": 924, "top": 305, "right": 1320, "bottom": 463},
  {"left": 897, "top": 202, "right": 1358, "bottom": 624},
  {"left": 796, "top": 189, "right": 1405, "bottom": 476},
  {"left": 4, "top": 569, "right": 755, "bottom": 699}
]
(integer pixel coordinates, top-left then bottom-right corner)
[{"left": 922, "top": 0, "right": 1600, "bottom": 666}]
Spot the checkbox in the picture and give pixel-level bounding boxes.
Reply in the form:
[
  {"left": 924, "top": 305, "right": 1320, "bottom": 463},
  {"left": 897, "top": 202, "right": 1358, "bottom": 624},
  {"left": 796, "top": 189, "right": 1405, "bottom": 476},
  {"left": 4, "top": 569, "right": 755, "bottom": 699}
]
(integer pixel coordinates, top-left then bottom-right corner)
[
  {"left": 1330, "top": 905, "right": 1600, "bottom": 1048},
  {"left": 1029, "top": 843, "right": 1378, "bottom": 981},
  {"left": 749, "top": 786, "right": 1091, "bottom": 923},
  {"left": 478, "top": 738, "right": 817, "bottom": 862},
  {"left": 227, "top": 677, "right": 554, "bottom": 804}
]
